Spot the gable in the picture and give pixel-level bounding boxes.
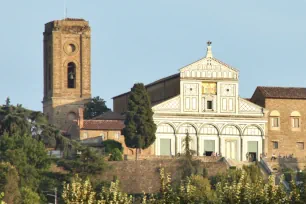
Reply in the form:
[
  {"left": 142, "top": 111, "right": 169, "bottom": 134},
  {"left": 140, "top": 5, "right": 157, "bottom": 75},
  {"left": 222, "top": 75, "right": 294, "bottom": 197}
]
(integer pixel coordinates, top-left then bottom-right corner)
[
  {"left": 152, "top": 96, "right": 180, "bottom": 113},
  {"left": 238, "top": 98, "right": 263, "bottom": 114},
  {"left": 180, "top": 57, "right": 239, "bottom": 80}
]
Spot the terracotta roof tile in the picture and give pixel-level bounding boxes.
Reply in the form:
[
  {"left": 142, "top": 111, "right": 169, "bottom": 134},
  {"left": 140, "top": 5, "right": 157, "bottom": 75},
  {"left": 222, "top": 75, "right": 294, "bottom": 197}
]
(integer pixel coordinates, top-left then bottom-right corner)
[
  {"left": 92, "top": 111, "right": 125, "bottom": 120},
  {"left": 82, "top": 120, "right": 125, "bottom": 130},
  {"left": 257, "top": 86, "right": 306, "bottom": 99}
]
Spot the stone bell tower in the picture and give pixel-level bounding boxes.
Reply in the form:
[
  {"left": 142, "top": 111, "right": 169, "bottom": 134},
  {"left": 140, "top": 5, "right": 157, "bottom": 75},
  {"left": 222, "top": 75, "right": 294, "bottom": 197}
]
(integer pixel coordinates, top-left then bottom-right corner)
[{"left": 42, "top": 18, "right": 91, "bottom": 129}]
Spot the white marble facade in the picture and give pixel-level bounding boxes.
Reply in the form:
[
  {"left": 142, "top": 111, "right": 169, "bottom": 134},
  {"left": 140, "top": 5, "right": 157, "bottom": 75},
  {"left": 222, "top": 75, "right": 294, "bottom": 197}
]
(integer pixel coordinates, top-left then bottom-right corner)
[{"left": 152, "top": 43, "right": 266, "bottom": 161}]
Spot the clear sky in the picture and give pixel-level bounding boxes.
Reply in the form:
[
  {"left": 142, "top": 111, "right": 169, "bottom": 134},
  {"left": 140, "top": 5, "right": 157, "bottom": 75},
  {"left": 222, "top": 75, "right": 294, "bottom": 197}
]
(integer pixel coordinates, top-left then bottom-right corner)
[{"left": 1, "top": 0, "right": 306, "bottom": 111}]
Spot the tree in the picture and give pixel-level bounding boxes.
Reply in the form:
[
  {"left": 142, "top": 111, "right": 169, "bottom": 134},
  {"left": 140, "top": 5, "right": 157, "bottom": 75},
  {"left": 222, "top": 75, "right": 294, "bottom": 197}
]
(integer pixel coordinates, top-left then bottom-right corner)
[
  {"left": 62, "top": 175, "right": 96, "bottom": 204},
  {"left": 108, "top": 148, "right": 123, "bottom": 161},
  {"left": 123, "top": 83, "right": 157, "bottom": 160},
  {"left": 0, "top": 162, "right": 21, "bottom": 204},
  {"left": 84, "top": 96, "right": 110, "bottom": 119}
]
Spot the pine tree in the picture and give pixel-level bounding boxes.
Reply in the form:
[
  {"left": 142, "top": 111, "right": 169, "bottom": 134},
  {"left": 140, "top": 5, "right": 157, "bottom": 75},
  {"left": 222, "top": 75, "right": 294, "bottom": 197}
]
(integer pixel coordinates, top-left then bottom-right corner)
[{"left": 123, "top": 83, "right": 157, "bottom": 160}]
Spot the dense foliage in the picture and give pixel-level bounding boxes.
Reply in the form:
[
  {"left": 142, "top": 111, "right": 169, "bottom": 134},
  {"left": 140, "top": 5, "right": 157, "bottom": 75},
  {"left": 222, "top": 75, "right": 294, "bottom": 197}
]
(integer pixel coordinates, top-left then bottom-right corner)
[
  {"left": 102, "top": 139, "right": 123, "bottom": 154},
  {"left": 108, "top": 148, "right": 123, "bottom": 161},
  {"left": 84, "top": 96, "right": 110, "bottom": 119},
  {"left": 123, "top": 83, "right": 156, "bottom": 159}
]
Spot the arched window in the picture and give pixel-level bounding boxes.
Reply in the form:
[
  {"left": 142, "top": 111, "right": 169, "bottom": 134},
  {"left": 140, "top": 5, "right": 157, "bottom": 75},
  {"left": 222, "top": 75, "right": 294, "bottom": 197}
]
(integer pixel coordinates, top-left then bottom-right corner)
[
  {"left": 67, "top": 112, "right": 76, "bottom": 121},
  {"left": 67, "top": 62, "right": 76, "bottom": 88},
  {"left": 270, "top": 110, "right": 280, "bottom": 129},
  {"left": 291, "top": 111, "right": 301, "bottom": 129}
]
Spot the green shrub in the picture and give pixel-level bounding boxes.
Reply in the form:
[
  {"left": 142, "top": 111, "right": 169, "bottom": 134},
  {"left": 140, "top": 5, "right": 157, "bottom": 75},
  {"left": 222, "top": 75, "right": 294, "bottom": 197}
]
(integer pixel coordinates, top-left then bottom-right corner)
[
  {"left": 109, "top": 148, "right": 123, "bottom": 161},
  {"left": 102, "top": 140, "right": 123, "bottom": 154},
  {"left": 284, "top": 172, "right": 292, "bottom": 182}
]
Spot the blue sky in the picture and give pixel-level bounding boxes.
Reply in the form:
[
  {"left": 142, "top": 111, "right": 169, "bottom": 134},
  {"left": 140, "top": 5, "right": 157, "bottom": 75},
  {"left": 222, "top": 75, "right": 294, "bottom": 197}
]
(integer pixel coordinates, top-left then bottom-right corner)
[{"left": 1, "top": 0, "right": 306, "bottom": 111}]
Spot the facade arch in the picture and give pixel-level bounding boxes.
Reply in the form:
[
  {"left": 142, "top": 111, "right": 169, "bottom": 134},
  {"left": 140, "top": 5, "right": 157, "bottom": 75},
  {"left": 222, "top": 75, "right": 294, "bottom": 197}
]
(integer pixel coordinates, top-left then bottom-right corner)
[
  {"left": 270, "top": 110, "right": 280, "bottom": 116},
  {"left": 221, "top": 124, "right": 242, "bottom": 135},
  {"left": 156, "top": 122, "right": 175, "bottom": 134},
  {"left": 176, "top": 123, "right": 197, "bottom": 134},
  {"left": 199, "top": 124, "right": 219, "bottom": 135},
  {"left": 243, "top": 125, "right": 263, "bottom": 136},
  {"left": 156, "top": 122, "right": 176, "bottom": 156},
  {"left": 291, "top": 111, "right": 301, "bottom": 117}
]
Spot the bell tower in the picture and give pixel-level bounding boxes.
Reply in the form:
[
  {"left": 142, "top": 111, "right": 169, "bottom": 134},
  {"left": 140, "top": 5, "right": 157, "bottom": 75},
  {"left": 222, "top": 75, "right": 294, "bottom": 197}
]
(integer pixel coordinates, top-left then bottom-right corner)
[{"left": 42, "top": 18, "right": 91, "bottom": 129}]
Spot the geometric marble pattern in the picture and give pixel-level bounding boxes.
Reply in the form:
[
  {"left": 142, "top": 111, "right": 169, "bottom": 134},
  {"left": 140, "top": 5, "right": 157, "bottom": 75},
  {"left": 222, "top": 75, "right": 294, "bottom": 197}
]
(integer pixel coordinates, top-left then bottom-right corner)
[
  {"left": 239, "top": 98, "right": 262, "bottom": 113},
  {"left": 153, "top": 96, "right": 180, "bottom": 112}
]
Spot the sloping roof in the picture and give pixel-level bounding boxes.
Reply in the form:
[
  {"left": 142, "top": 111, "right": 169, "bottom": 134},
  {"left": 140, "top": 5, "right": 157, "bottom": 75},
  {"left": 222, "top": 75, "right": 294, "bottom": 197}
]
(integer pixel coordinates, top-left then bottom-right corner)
[
  {"left": 93, "top": 111, "right": 125, "bottom": 120},
  {"left": 257, "top": 86, "right": 306, "bottom": 99},
  {"left": 112, "top": 73, "right": 180, "bottom": 99},
  {"left": 82, "top": 120, "right": 125, "bottom": 130}
]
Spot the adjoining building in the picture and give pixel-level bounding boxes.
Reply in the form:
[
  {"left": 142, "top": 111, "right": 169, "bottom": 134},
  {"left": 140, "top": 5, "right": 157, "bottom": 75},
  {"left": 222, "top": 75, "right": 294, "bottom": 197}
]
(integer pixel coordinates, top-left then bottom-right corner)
[
  {"left": 251, "top": 86, "right": 306, "bottom": 159},
  {"left": 113, "top": 42, "right": 267, "bottom": 161}
]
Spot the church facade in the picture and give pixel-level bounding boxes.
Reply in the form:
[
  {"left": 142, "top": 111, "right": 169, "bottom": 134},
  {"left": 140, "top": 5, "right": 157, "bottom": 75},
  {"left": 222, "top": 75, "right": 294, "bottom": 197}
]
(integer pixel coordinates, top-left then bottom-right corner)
[{"left": 113, "top": 43, "right": 267, "bottom": 161}]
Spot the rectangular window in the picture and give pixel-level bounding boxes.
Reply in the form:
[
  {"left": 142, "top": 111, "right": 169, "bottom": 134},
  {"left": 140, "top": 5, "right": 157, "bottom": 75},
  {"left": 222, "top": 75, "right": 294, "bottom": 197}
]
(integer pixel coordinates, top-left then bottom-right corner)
[
  {"left": 271, "top": 117, "right": 279, "bottom": 127},
  {"left": 297, "top": 142, "right": 304, "bottom": 150},
  {"left": 192, "top": 97, "right": 197, "bottom": 110},
  {"left": 292, "top": 118, "right": 300, "bottom": 128},
  {"left": 228, "top": 99, "right": 233, "bottom": 111},
  {"left": 222, "top": 98, "right": 227, "bottom": 111},
  {"left": 115, "top": 132, "right": 120, "bottom": 140},
  {"left": 207, "top": 100, "right": 213, "bottom": 110},
  {"left": 272, "top": 141, "right": 278, "bottom": 149},
  {"left": 185, "top": 98, "right": 190, "bottom": 110}
]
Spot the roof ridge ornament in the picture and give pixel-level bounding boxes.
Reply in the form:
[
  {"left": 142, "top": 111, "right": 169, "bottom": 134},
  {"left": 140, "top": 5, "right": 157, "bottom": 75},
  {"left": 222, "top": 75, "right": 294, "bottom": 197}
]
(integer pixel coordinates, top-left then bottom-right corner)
[{"left": 206, "top": 41, "right": 213, "bottom": 58}]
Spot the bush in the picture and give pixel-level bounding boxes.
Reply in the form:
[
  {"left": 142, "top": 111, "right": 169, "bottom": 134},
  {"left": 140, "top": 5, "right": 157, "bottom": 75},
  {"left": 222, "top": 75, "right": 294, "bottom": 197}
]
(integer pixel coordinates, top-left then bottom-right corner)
[
  {"left": 102, "top": 140, "right": 123, "bottom": 154},
  {"left": 284, "top": 172, "right": 292, "bottom": 182},
  {"left": 109, "top": 148, "right": 123, "bottom": 161}
]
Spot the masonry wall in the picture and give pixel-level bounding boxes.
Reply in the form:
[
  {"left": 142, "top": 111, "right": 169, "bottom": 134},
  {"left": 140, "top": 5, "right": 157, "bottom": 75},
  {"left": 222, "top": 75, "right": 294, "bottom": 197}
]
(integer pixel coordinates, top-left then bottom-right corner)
[
  {"left": 265, "top": 98, "right": 306, "bottom": 158},
  {"left": 98, "top": 159, "right": 227, "bottom": 194},
  {"left": 80, "top": 129, "right": 154, "bottom": 156},
  {"left": 113, "top": 76, "right": 180, "bottom": 114}
]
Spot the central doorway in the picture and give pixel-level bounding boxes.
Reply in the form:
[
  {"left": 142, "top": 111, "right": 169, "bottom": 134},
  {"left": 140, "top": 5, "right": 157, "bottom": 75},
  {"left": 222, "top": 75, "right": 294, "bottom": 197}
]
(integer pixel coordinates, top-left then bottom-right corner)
[{"left": 225, "top": 140, "right": 237, "bottom": 160}]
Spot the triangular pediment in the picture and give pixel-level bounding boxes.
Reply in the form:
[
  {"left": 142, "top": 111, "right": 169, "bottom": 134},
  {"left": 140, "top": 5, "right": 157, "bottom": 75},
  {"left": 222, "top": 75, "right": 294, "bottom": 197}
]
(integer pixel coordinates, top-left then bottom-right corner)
[
  {"left": 238, "top": 98, "right": 263, "bottom": 114},
  {"left": 152, "top": 96, "right": 180, "bottom": 113},
  {"left": 179, "top": 57, "right": 239, "bottom": 80}
]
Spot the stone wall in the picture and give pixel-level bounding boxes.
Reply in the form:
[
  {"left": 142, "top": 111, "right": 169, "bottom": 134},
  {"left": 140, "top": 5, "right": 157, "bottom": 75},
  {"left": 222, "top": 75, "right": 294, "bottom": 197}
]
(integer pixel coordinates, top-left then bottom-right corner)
[{"left": 98, "top": 159, "right": 227, "bottom": 194}]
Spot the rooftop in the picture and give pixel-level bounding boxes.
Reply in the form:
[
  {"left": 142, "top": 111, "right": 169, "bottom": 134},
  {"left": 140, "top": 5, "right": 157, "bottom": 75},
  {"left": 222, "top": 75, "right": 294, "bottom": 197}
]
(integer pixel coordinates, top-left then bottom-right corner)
[
  {"left": 82, "top": 120, "right": 125, "bottom": 130},
  {"left": 256, "top": 86, "right": 306, "bottom": 99}
]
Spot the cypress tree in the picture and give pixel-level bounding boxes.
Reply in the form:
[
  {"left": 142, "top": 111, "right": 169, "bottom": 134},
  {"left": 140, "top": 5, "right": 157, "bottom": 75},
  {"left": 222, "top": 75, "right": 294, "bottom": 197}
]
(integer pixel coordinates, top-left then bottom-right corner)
[{"left": 123, "top": 83, "right": 157, "bottom": 160}]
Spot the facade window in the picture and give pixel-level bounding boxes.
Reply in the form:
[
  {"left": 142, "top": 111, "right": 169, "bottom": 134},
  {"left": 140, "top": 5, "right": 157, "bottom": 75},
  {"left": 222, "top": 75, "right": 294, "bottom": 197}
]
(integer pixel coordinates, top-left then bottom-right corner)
[
  {"left": 272, "top": 141, "right": 278, "bottom": 149},
  {"left": 291, "top": 111, "right": 301, "bottom": 129},
  {"left": 297, "top": 142, "right": 304, "bottom": 150},
  {"left": 67, "top": 62, "right": 76, "bottom": 88},
  {"left": 83, "top": 132, "right": 88, "bottom": 139},
  {"left": 100, "top": 133, "right": 105, "bottom": 140},
  {"left": 292, "top": 118, "right": 300, "bottom": 128},
  {"left": 207, "top": 100, "right": 213, "bottom": 110},
  {"left": 115, "top": 132, "right": 120, "bottom": 140},
  {"left": 270, "top": 110, "right": 280, "bottom": 130},
  {"left": 271, "top": 117, "right": 279, "bottom": 127}
]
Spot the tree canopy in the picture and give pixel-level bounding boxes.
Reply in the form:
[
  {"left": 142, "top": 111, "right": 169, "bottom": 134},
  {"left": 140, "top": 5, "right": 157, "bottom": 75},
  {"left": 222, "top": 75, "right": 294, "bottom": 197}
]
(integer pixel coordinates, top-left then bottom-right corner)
[
  {"left": 84, "top": 96, "right": 110, "bottom": 119},
  {"left": 123, "top": 83, "right": 156, "bottom": 153}
]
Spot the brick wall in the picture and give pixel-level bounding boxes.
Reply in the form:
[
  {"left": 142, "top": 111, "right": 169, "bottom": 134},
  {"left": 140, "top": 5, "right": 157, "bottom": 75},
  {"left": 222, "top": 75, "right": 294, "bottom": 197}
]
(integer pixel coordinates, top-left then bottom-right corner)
[{"left": 265, "top": 98, "right": 306, "bottom": 158}]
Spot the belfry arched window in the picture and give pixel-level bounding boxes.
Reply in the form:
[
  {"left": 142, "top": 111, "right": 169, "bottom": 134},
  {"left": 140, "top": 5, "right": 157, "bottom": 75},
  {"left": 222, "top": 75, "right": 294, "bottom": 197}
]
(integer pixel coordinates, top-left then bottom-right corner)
[{"left": 67, "top": 62, "right": 76, "bottom": 88}]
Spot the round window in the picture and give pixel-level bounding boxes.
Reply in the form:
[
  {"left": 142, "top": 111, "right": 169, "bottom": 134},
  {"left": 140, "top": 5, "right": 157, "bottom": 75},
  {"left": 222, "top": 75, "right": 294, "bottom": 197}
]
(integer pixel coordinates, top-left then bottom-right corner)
[
  {"left": 67, "top": 44, "right": 76, "bottom": 53},
  {"left": 64, "top": 41, "right": 78, "bottom": 55}
]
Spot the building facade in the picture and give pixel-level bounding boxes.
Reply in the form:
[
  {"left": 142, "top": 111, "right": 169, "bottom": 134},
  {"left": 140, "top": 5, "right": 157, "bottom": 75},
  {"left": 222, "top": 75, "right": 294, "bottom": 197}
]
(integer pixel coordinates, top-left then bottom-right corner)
[
  {"left": 113, "top": 43, "right": 267, "bottom": 161},
  {"left": 251, "top": 87, "right": 306, "bottom": 158},
  {"left": 42, "top": 18, "right": 91, "bottom": 129}
]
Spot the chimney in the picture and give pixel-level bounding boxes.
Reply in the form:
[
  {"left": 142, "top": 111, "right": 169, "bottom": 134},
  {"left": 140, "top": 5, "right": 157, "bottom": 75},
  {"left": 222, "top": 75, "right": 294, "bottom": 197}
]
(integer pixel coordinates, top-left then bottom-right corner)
[{"left": 78, "top": 108, "right": 84, "bottom": 128}]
